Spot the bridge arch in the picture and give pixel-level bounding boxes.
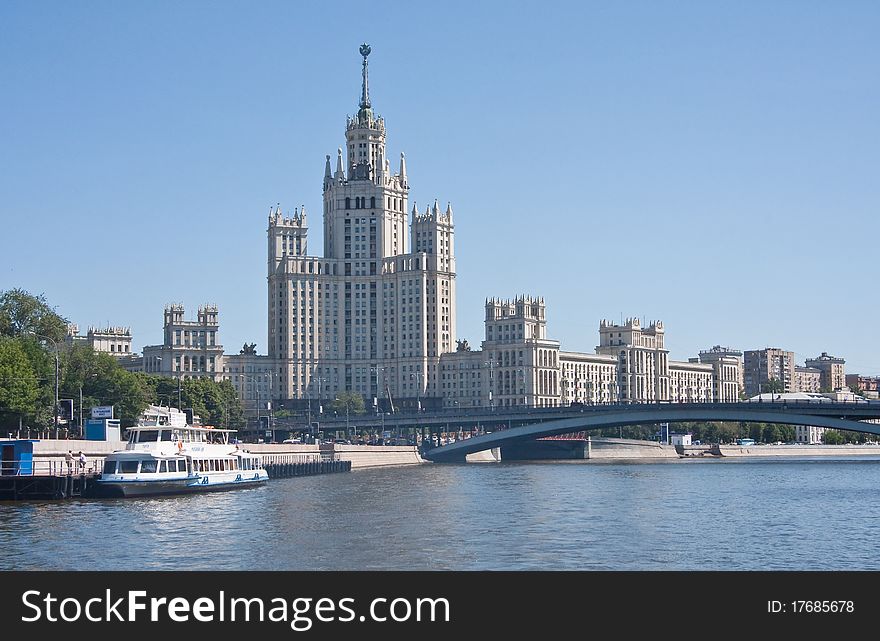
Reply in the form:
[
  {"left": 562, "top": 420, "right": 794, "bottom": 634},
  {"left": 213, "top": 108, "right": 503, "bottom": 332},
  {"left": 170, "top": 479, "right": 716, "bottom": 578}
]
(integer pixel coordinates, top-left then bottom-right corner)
[{"left": 423, "top": 408, "right": 880, "bottom": 463}]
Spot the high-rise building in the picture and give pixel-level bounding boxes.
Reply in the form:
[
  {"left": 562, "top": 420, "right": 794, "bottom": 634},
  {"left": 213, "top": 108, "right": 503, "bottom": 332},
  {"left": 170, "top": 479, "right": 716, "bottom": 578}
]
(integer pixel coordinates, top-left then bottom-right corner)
[
  {"left": 268, "top": 45, "right": 456, "bottom": 408},
  {"left": 804, "top": 352, "right": 846, "bottom": 391},
  {"left": 743, "top": 348, "right": 796, "bottom": 397}
]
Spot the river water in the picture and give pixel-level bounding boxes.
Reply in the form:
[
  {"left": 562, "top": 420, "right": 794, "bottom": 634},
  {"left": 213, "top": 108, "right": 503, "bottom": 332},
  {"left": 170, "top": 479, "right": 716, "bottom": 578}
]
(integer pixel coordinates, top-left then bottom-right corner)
[{"left": 3, "top": 458, "right": 880, "bottom": 571}]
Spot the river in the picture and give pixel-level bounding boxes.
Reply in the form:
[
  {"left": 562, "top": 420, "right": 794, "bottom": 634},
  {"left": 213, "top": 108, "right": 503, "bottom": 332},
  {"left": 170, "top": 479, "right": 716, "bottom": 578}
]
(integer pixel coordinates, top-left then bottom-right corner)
[{"left": 2, "top": 458, "right": 879, "bottom": 570}]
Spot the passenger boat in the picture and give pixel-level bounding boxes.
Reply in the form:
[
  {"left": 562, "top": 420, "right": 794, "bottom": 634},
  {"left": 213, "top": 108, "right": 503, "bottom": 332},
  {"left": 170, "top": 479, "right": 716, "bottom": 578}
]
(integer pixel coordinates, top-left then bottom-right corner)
[{"left": 95, "top": 405, "right": 268, "bottom": 497}]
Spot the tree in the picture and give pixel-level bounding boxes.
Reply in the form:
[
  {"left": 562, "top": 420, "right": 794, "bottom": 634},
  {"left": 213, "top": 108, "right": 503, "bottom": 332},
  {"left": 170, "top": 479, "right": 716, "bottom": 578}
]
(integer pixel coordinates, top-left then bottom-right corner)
[
  {"left": 749, "top": 423, "right": 764, "bottom": 442},
  {"left": 762, "top": 424, "right": 781, "bottom": 444},
  {"left": 331, "top": 391, "right": 365, "bottom": 416},
  {"left": 0, "top": 337, "right": 41, "bottom": 429},
  {"left": 0, "top": 289, "right": 68, "bottom": 342},
  {"left": 823, "top": 430, "right": 844, "bottom": 445},
  {"left": 762, "top": 378, "right": 784, "bottom": 394}
]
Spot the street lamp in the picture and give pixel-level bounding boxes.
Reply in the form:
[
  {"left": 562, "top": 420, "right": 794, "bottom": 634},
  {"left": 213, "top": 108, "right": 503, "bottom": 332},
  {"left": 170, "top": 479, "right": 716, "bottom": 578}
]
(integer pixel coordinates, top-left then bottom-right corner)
[
  {"left": 28, "top": 332, "right": 60, "bottom": 435},
  {"left": 484, "top": 358, "right": 495, "bottom": 410},
  {"left": 410, "top": 371, "right": 423, "bottom": 412},
  {"left": 371, "top": 366, "right": 385, "bottom": 415}
]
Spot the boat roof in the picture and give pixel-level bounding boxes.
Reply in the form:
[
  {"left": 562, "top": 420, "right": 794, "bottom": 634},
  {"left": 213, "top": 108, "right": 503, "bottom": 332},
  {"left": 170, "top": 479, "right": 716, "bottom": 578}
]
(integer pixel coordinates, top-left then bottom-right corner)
[{"left": 128, "top": 425, "right": 236, "bottom": 433}]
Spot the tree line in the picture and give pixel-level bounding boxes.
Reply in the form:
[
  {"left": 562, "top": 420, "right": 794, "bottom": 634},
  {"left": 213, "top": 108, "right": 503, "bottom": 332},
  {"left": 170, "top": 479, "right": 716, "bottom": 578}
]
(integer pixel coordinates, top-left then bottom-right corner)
[
  {"left": 594, "top": 421, "right": 874, "bottom": 444},
  {"left": 0, "top": 288, "right": 244, "bottom": 434}
]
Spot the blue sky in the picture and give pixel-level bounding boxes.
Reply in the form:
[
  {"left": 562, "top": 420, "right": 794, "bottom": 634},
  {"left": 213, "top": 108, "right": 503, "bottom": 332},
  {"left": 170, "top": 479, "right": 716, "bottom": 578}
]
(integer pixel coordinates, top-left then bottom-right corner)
[{"left": 1, "top": 1, "right": 878, "bottom": 373}]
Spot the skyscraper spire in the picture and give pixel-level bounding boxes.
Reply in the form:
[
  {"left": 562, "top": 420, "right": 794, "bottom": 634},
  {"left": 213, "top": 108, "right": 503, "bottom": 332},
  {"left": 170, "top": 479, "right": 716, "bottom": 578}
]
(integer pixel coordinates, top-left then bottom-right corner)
[
  {"left": 335, "top": 147, "right": 345, "bottom": 180},
  {"left": 358, "top": 43, "right": 372, "bottom": 121}
]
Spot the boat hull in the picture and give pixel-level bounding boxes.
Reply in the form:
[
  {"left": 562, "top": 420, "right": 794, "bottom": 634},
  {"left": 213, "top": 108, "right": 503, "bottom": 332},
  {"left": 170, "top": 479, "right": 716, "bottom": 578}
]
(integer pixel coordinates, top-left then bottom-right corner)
[{"left": 94, "top": 473, "right": 268, "bottom": 498}]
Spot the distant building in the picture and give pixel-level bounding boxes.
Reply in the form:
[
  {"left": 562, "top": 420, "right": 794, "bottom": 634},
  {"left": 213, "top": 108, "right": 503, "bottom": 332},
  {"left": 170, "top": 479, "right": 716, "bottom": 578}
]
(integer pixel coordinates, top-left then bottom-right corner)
[
  {"left": 559, "top": 350, "right": 618, "bottom": 405},
  {"left": 697, "top": 346, "right": 743, "bottom": 402},
  {"left": 805, "top": 352, "right": 846, "bottom": 391},
  {"left": 845, "top": 374, "right": 879, "bottom": 399},
  {"left": 672, "top": 360, "right": 715, "bottom": 402},
  {"left": 66, "top": 323, "right": 133, "bottom": 356},
  {"left": 744, "top": 348, "right": 796, "bottom": 397},
  {"left": 596, "top": 318, "right": 670, "bottom": 403},
  {"left": 794, "top": 366, "right": 822, "bottom": 393},
  {"left": 670, "top": 433, "right": 692, "bottom": 447},
  {"left": 222, "top": 344, "right": 277, "bottom": 418},
  {"left": 795, "top": 425, "right": 826, "bottom": 445},
  {"left": 142, "top": 304, "right": 225, "bottom": 381}
]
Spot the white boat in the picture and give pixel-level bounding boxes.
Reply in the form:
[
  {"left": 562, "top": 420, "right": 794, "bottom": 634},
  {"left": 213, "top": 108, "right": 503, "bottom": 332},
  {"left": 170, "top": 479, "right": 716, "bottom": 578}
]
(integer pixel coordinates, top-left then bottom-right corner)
[{"left": 96, "top": 405, "right": 268, "bottom": 497}]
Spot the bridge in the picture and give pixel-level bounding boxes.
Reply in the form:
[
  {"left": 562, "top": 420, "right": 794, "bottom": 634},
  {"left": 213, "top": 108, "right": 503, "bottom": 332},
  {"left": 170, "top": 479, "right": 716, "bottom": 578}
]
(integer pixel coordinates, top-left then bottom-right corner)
[{"left": 372, "top": 401, "right": 880, "bottom": 463}]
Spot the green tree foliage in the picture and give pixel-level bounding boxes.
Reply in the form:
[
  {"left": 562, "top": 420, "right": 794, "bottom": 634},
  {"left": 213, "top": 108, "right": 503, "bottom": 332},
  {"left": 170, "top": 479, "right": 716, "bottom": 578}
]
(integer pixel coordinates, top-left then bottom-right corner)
[
  {"left": 57, "top": 343, "right": 152, "bottom": 427},
  {"left": 762, "top": 424, "right": 782, "bottom": 444},
  {"left": 331, "top": 390, "right": 365, "bottom": 416},
  {"left": 823, "top": 430, "right": 844, "bottom": 444},
  {"left": 0, "top": 337, "right": 41, "bottom": 427},
  {"left": 762, "top": 378, "right": 785, "bottom": 394},
  {"left": 141, "top": 375, "right": 244, "bottom": 429},
  {"left": 0, "top": 289, "right": 68, "bottom": 342}
]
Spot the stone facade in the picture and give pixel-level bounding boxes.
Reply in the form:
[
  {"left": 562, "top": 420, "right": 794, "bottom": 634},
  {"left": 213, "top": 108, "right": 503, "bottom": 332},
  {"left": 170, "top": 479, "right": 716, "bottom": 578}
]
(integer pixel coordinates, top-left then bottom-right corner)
[
  {"left": 560, "top": 351, "right": 618, "bottom": 405},
  {"left": 267, "top": 45, "right": 455, "bottom": 409},
  {"left": 670, "top": 360, "right": 715, "bottom": 402},
  {"left": 596, "top": 319, "right": 670, "bottom": 402},
  {"left": 222, "top": 345, "right": 277, "bottom": 418},
  {"left": 697, "top": 346, "right": 744, "bottom": 402},
  {"left": 66, "top": 324, "right": 133, "bottom": 357},
  {"left": 142, "top": 304, "right": 224, "bottom": 380}
]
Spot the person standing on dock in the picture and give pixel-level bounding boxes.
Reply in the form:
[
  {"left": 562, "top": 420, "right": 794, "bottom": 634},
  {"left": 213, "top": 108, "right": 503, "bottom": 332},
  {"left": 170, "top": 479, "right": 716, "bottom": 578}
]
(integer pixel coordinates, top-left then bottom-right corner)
[
  {"left": 78, "top": 451, "right": 86, "bottom": 474},
  {"left": 65, "top": 450, "right": 74, "bottom": 475}
]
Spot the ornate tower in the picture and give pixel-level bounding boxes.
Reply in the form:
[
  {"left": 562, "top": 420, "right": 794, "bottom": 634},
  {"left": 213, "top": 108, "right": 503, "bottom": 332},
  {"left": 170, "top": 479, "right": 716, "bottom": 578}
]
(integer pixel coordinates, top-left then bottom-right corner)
[{"left": 268, "top": 45, "right": 457, "bottom": 408}]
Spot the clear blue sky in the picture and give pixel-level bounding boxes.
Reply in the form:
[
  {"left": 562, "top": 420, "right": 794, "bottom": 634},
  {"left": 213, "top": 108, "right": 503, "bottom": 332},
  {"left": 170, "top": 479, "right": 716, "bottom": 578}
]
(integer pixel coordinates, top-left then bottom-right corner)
[{"left": 2, "top": 1, "right": 878, "bottom": 373}]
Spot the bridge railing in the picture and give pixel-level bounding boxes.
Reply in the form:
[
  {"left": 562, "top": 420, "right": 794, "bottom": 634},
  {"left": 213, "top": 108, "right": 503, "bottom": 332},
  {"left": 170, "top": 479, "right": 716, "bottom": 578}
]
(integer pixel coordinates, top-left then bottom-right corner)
[{"left": 312, "top": 399, "right": 880, "bottom": 428}]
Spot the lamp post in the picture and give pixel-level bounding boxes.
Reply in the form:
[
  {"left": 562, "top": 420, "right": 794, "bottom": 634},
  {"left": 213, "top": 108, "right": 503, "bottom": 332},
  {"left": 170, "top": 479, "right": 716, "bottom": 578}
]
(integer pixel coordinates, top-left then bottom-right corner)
[
  {"left": 410, "top": 371, "right": 423, "bottom": 412},
  {"left": 28, "top": 332, "right": 60, "bottom": 435},
  {"left": 372, "top": 366, "right": 385, "bottom": 415},
  {"left": 484, "top": 358, "right": 495, "bottom": 410}
]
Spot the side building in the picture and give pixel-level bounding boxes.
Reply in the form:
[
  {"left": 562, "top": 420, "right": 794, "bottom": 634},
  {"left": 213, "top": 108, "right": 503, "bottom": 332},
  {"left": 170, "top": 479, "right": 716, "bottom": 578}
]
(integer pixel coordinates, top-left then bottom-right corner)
[
  {"left": 696, "top": 346, "right": 744, "bottom": 402},
  {"left": 743, "top": 348, "right": 796, "bottom": 397},
  {"left": 794, "top": 366, "right": 822, "bottom": 393},
  {"left": 804, "top": 352, "right": 846, "bottom": 391},
  {"left": 142, "top": 304, "right": 225, "bottom": 381}
]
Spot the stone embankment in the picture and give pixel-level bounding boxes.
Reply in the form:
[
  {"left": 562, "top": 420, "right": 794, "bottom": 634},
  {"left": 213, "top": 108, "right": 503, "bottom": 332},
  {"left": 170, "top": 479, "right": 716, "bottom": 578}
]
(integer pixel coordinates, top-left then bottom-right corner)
[
  {"left": 717, "top": 444, "right": 880, "bottom": 457},
  {"left": 587, "top": 437, "right": 680, "bottom": 460},
  {"left": 30, "top": 440, "right": 425, "bottom": 470}
]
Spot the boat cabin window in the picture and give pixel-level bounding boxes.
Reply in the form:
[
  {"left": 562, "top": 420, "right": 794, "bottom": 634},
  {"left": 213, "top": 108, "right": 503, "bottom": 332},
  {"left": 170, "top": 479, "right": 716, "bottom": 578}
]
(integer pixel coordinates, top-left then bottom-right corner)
[
  {"left": 158, "top": 461, "right": 167, "bottom": 473},
  {"left": 103, "top": 461, "right": 117, "bottom": 474},
  {"left": 140, "top": 459, "right": 158, "bottom": 473},
  {"left": 138, "top": 430, "right": 159, "bottom": 443},
  {"left": 119, "top": 460, "right": 138, "bottom": 474},
  {"left": 160, "top": 431, "right": 174, "bottom": 442}
]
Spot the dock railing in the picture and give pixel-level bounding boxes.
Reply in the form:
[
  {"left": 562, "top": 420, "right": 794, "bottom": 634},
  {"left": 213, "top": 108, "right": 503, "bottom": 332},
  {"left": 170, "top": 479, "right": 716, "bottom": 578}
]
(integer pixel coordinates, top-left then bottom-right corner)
[
  {"left": 258, "top": 452, "right": 331, "bottom": 468},
  {"left": 0, "top": 457, "right": 104, "bottom": 477}
]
